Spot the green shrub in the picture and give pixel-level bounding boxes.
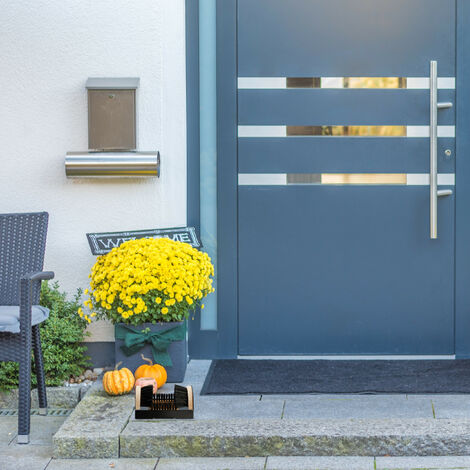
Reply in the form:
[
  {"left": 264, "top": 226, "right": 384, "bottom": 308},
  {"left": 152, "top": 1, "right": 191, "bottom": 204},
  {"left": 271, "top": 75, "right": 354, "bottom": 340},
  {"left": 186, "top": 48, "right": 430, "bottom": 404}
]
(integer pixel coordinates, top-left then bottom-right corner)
[{"left": 0, "top": 281, "right": 91, "bottom": 391}]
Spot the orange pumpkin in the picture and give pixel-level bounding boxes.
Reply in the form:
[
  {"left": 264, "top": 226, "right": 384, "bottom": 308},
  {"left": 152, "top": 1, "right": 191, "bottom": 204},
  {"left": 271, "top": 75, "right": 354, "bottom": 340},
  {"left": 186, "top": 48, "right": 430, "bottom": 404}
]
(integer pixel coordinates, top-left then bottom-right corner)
[
  {"left": 103, "top": 362, "right": 135, "bottom": 396},
  {"left": 134, "top": 354, "right": 167, "bottom": 388}
]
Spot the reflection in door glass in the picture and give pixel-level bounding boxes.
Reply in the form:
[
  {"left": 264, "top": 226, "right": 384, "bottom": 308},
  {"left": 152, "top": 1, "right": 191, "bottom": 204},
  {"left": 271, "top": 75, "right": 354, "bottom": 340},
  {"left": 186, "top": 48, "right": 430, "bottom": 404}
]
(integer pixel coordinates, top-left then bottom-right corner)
[
  {"left": 286, "top": 173, "right": 407, "bottom": 185},
  {"left": 286, "top": 77, "right": 407, "bottom": 88},
  {"left": 286, "top": 126, "right": 407, "bottom": 136}
]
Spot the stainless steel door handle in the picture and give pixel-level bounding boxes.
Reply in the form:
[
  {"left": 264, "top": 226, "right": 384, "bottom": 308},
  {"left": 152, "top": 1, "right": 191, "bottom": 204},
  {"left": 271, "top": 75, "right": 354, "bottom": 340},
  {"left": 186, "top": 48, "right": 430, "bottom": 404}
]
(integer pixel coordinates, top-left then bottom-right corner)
[
  {"left": 437, "top": 189, "right": 453, "bottom": 197},
  {"left": 429, "top": 60, "right": 453, "bottom": 239}
]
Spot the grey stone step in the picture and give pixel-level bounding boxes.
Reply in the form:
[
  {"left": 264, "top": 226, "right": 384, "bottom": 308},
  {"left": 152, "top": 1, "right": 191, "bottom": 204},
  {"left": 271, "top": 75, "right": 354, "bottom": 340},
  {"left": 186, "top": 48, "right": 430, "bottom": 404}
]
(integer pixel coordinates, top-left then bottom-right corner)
[
  {"left": 120, "top": 418, "right": 470, "bottom": 458},
  {"left": 53, "top": 383, "right": 134, "bottom": 459},
  {"left": 0, "top": 385, "right": 90, "bottom": 409}
]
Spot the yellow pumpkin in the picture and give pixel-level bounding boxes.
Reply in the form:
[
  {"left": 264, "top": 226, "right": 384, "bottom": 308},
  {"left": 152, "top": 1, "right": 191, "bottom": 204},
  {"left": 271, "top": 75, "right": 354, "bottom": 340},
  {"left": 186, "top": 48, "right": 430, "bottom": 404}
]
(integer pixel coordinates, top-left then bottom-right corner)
[
  {"left": 134, "top": 354, "right": 167, "bottom": 388},
  {"left": 103, "top": 362, "right": 135, "bottom": 396}
]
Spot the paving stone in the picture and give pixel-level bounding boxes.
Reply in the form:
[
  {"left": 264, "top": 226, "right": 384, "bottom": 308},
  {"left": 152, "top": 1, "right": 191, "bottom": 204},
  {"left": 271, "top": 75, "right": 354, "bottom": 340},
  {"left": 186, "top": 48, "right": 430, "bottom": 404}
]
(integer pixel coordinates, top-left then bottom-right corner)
[
  {"left": 0, "top": 416, "right": 65, "bottom": 447},
  {"left": 53, "top": 388, "right": 134, "bottom": 459},
  {"left": 149, "top": 360, "right": 210, "bottom": 398},
  {"left": 31, "top": 387, "right": 83, "bottom": 408},
  {"left": 195, "top": 395, "right": 283, "bottom": 419},
  {"left": 0, "top": 417, "right": 17, "bottom": 446},
  {"left": 376, "top": 455, "right": 470, "bottom": 468},
  {"left": 266, "top": 456, "right": 375, "bottom": 469},
  {"left": 156, "top": 457, "right": 266, "bottom": 469},
  {"left": 282, "top": 395, "right": 433, "bottom": 419},
  {"left": 120, "top": 418, "right": 470, "bottom": 457},
  {"left": 184, "top": 360, "right": 212, "bottom": 384},
  {"left": 0, "top": 386, "right": 86, "bottom": 409},
  {"left": 48, "top": 458, "right": 157, "bottom": 469},
  {"left": 0, "top": 444, "right": 52, "bottom": 470},
  {"left": 28, "top": 416, "right": 67, "bottom": 445},
  {"left": 417, "top": 395, "right": 470, "bottom": 419}
]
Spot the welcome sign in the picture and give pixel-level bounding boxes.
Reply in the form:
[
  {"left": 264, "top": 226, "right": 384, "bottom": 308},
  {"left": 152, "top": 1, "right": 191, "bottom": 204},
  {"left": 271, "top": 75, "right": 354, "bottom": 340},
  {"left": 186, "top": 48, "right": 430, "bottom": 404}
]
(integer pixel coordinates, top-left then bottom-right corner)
[{"left": 86, "top": 227, "right": 201, "bottom": 255}]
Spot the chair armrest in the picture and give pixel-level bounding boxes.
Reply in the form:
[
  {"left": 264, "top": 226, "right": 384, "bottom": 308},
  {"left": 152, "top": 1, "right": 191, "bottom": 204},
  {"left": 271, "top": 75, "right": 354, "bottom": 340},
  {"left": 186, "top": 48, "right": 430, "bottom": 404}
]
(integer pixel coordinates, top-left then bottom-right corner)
[
  {"left": 18, "top": 272, "right": 55, "bottom": 334},
  {"left": 21, "top": 271, "right": 55, "bottom": 283}
]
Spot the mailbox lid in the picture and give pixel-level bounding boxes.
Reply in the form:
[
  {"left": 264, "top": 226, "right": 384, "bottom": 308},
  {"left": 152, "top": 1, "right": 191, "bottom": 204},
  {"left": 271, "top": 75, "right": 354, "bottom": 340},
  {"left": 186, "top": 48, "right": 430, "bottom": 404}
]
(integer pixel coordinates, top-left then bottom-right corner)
[{"left": 86, "top": 77, "right": 140, "bottom": 90}]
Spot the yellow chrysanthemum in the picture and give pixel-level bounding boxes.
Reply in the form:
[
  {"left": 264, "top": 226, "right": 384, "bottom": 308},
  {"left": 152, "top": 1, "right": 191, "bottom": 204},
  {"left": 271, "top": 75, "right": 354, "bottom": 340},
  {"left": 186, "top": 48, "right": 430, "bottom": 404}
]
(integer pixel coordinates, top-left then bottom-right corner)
[{"left": 85, "top": 238, "right": 214, "bottom": 324}]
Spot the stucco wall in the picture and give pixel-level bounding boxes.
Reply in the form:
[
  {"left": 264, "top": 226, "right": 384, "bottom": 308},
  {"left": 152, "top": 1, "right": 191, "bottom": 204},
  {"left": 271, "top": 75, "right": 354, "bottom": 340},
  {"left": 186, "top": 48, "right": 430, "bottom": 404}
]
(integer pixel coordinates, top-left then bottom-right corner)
[{"left": 0, "top": 0, "right": 187, "bottom": 341}]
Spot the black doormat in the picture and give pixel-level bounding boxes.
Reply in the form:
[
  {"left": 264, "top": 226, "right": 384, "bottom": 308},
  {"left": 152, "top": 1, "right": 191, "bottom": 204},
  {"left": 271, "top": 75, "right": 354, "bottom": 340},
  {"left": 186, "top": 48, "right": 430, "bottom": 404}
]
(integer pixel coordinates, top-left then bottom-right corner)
[{"left": 200, "top": 359, "right": 470, "bottom": 395}]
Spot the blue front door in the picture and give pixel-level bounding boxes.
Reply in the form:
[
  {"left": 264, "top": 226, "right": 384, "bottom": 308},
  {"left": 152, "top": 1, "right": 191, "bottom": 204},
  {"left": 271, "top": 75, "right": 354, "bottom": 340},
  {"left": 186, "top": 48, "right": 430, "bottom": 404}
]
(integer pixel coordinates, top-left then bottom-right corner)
[{"left": 236, "top": 0, "right": 456, "bottom": 355}]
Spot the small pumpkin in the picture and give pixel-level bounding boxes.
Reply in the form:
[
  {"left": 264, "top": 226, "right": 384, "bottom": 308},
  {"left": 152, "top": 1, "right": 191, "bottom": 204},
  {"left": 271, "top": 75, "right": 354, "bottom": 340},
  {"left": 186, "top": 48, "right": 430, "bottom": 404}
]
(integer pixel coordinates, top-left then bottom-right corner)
[
  {"left": 134, "top": 354, "right": 167, "bottom": 388},
  {"left": 103, "top": 362, "right": 135, "bottom": 396}
]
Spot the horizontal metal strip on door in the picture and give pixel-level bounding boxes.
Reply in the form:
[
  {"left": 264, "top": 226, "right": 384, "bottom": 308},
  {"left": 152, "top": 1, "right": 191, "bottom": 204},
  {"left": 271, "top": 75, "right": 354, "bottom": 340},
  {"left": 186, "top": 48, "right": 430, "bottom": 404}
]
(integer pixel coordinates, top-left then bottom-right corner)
[
  {"left": 238, "top": 77, "right": 456, "bottom": 89},
  {"left": 238, "top": 126, "right": 455, "bottom": 138},
  {"left": 238, "top": 137, "right": 455, "bottom": 174},
  {"left": 238, "top": 0, "right": 455, "bottom": 77},
  {"left": 238, "top": 173, "right": 455, "bottom": 186},
  {"left": 237, "top": 90, "right": 455, "bottom": 126}
]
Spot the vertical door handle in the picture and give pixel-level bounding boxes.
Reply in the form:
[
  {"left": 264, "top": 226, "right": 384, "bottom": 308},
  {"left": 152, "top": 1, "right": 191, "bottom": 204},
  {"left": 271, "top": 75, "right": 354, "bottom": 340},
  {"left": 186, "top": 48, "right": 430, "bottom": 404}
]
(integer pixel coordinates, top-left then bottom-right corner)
[{"left": 429, "top": 60, "right": 453, "bottom": 239}]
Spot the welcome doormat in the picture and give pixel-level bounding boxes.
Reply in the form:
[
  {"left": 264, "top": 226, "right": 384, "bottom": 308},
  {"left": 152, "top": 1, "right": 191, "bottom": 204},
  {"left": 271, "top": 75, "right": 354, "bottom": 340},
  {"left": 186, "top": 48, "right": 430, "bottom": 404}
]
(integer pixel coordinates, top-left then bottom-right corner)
[{"left": 200, "top": 359, "right": 470, "bottom": 395}]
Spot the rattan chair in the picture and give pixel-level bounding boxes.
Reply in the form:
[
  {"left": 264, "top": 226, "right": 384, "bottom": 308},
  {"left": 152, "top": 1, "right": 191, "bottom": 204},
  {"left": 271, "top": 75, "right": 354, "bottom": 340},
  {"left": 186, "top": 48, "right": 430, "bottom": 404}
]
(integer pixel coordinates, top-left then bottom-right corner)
[{"left": 0, "top": 212, "right": 54, "bottom": 444}]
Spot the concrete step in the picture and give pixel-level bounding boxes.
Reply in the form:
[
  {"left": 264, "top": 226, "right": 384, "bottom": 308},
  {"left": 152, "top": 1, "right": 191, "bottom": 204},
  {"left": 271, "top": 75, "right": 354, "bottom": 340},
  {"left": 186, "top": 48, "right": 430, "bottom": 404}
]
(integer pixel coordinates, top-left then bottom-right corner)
[
  {"left": 53, "top": 382, "right": 134, "bottom": 459},
  {"left": 120, "top": 417, "right": 470, "bottom": 458},
  {"left": 52, "top": 362, "right": 470, "bottom": 459}
]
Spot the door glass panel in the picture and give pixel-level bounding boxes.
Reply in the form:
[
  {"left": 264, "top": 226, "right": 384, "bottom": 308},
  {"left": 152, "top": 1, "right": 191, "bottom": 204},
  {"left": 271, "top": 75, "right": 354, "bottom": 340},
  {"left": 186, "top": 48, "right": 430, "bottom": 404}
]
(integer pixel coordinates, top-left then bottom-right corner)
[
  {"left": 345, "top": 77, "right": 407, "bottom": 88},
  {"left": 321, "top": 173, "right": 407, "bottom": 185},
  {"left": 239, "top": 77, "right": 455, "bottom": 89},
  {"left": 286, "top": 77, "right": 407, "bottom": 88},
  {"left": 286, "top": 174, "right": 322, "bottom": 184},
  {"left": 286, "top": 125, "right": 407, "bottom": 136},
  {"left": 286, "top": 77, "right": 322, "bottom": 88},
  {"left": 199, "top": 0, "right": 217, "bottom": 330},
  {"left": 287, "top": 174, "right": 406, "bottom": 185}
]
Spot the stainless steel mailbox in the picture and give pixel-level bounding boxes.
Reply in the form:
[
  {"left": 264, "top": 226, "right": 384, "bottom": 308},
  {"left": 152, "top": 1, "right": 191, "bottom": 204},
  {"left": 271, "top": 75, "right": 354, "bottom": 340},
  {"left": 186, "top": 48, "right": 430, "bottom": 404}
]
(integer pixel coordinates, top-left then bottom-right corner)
[
  {"left": 86, "top": 77, "right": 139, "bottom": 151},
  {"left": 65, "top": 77, "right": 160, "bottom": 178},
  {"left": 65, "top": 151, "right": 160, "bottom": 178}
]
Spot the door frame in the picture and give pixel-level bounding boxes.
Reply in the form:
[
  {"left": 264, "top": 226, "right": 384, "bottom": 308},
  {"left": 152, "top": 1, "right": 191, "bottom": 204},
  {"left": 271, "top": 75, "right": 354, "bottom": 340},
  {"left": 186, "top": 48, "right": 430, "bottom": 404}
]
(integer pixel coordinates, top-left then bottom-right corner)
[{"left": 186, "top": 0, "right": 470, "bottom": 358}]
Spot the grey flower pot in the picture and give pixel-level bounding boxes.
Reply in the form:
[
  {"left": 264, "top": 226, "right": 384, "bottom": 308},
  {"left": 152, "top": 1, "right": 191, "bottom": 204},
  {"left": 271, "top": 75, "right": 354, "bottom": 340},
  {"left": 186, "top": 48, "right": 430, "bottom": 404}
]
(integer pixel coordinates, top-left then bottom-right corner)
[{"left": 114, "top": 321, "right": 187, "bottom": 383}]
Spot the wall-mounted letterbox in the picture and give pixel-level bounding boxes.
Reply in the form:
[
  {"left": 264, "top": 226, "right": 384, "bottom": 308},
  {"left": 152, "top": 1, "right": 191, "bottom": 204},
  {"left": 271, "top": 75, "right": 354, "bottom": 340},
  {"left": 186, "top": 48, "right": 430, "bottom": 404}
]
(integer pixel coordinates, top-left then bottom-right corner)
[
  {"left": 86, "top": 77, "right": 139, "bottom": 151},
  {"left": 65, "top": 77, "right": 159, "bottom": 178}
]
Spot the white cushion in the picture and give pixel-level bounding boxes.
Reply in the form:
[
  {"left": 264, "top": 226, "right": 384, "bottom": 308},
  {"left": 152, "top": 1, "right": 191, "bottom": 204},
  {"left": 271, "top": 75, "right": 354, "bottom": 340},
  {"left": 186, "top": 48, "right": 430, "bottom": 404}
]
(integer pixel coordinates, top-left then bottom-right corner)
[{"left": 0, "top": 305, "right": 49, "bottom": 333}]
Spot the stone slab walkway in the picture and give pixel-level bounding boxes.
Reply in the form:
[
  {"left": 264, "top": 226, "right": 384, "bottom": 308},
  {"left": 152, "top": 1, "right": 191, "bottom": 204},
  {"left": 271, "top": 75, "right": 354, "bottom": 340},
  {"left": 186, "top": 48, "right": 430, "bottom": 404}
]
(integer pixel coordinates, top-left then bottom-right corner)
[{"left": 4, "top": 360, "right": 470, "bottom": 468}]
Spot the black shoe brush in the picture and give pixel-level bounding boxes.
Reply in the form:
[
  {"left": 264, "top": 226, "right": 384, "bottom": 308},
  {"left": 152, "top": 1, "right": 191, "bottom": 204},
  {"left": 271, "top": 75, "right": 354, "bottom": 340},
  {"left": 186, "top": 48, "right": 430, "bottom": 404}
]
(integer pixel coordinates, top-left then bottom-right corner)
[
  {"left": 135, "top": 384, "right": 194, "bottom": 411},
  {"left": 136, "top": 384, "right": 154, "bottom": 409},
  {"left": 174, "top": 384, "right": 193, "bottom": 410}
]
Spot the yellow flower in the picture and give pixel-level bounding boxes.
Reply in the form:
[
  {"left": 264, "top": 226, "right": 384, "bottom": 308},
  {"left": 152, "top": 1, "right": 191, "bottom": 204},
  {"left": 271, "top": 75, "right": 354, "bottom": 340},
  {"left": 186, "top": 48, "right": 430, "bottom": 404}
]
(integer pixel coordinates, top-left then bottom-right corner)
[
  {"left": 201, "top": 304, "right": 205, "bottom": 309},
  {"left": 87, "top": 238, "right": 214, "bottom": 321}
]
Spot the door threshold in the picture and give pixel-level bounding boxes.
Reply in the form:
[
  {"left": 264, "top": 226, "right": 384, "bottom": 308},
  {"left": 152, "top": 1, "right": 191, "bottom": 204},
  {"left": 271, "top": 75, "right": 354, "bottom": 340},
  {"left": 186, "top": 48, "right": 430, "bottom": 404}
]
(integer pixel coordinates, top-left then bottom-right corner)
[{"left": 237, "top": 355, "right": 456, "bottom": 360}]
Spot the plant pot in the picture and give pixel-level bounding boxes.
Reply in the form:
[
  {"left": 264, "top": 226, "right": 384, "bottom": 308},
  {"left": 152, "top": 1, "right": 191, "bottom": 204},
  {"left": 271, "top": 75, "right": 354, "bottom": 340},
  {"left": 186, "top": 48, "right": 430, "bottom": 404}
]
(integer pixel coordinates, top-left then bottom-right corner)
[{"left": 114, "top": 321, "right": 187, "bottom": 383}]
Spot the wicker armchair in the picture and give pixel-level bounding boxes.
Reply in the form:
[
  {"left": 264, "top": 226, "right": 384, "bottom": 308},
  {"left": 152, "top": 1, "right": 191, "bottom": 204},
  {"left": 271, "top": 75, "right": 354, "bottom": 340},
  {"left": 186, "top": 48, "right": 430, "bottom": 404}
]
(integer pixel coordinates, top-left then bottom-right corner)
[{"left": 0, "top": 212, "right": 54, "bottom": 444}]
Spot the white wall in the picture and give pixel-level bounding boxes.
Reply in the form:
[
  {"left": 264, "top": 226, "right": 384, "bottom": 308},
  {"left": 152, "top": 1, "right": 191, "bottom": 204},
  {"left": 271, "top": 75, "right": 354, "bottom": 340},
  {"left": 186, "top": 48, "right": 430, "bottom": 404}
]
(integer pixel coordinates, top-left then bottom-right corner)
[{"left": 0, "top": 0, "right": 187, "bottom": 341}]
